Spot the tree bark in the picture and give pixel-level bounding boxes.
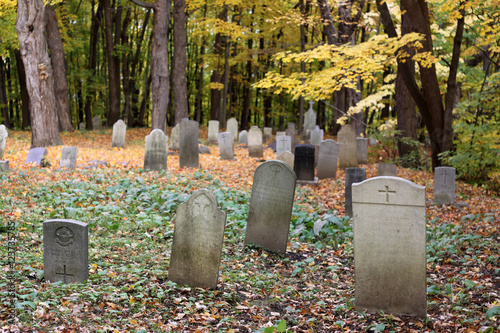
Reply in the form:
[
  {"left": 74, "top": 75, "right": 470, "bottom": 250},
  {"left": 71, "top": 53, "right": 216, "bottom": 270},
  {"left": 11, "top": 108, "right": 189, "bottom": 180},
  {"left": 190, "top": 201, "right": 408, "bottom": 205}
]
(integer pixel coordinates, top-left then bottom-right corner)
[
  {"left": 173, "top": 0, "right": 189, "bottom": 124},
  {"left": 121, "top": 8, "right": 132, "bottom": 123},
  {"left": 103, "top": 0, "right": 121, "bottom": 126},
  {"left": 14, "top": 49, "right": 31, "bottom": 130},
  {"left": 0, "top": 57, "right": 10, "bottom": 128},
  {"left": 210, "top": 5, "right": 227, "bottom": 121},
  {"left": 241, "top": 37, "right": 252, "bottom": 130}
]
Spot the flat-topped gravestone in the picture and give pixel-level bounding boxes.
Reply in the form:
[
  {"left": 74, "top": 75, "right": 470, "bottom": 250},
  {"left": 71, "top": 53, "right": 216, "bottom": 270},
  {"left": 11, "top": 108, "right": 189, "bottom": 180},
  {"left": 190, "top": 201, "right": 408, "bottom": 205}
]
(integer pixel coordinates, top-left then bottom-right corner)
[
  {"left": 345, "top": 167, "right": 365, "bottom": 217},
  {"left": 378, "top": 163, "right": 397, "bottom": 177},
  {"left": 169, "top": 189, "right": 226, "bottom": 289},
  {"left": 434, "top": 166, "right": 456, "bottom": 205},
  {"left": 263, "top": 127, "right": 273, "bottom": 141},
  {"left": 278, "top": 151, "right": 294, "bottom": 169},
  {"left": 248, "top": 126, "right": 263, "bottom": 158},
  {"left": 170, "top": 124, "right": 180, "bottom": 151},
  {"left": 276, "top": 131, "right": 286, "bottom": 137},
  {"left": 310, "top": 126, "right": 323, "bottom": 145},
  {"left": 294, "top": 144, "right": 318, "bottom": 185},
  {"left": 43, "top": 219, "right": 88, "bottom": 283},
  {"left": 60, "top": 146, "right": 78, "bottom": 169},
  {"left": 317, "top": 139, "right": 339, "bottom": 179},
  {"left": 144, "top": 129, "right": 168, "bottom": 171},
  {"left": 357, "top": 138, "right": 368, "bottom": 164},
  {"left": 0, "top": 124, "right": 8, "bottom": 160},
  {"left": 245, "top": 160, "right": 297, "bottom": 254},
  {"left": 302, "top": 101, "right": 317, "bottom": 137},
  {"left": 239, "top": 130, "right": 248, "bottom": 145},
  {"left": 180, "top": 119, "right": 199, "bottom": 168},
  {"left": 92, "top": 116, "right": 101, "bottom": 130},
  {"left": 218, "top": 132, "right": 234, "bottom": 160},
  {"left": 111, "top": 119, "right": 126, "bottom": 148},
  {"left": 276, "top": 135, "right": 292, "bottom": 157},
  {"left": 338, "top": 124, "right": 358, "bottom": 169},
  {"left": 208, "top": 120, "right": 219, "bottom": 143},
  {"left": 0, "top": 160, "right": 9, "bottom": 171},
  {"left": 227, "top": 118, "right": 238, "bottom": 143},
  {"left": 352, "top": 177, "right": 426, "bottom": 318},
  {"left": 25, "top": 147, "right": 48, "bottom": 166}
]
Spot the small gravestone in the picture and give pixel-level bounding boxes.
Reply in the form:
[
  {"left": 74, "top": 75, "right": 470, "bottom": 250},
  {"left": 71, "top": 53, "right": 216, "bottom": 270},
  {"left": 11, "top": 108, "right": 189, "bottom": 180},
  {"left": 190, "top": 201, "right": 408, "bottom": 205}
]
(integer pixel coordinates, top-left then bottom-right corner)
[
  {"left": 338, "top": 124, "right": 358, "bottom": 169},
  {"left": 357, "top": 138, "right": 368, "bottom": 164},
  {"left": 227, "top": 118, "right": 238, "bottom": 143},
  {"left": 434, "top": 167, "right": 456, "bottom": 205},
  {"left": 263, "top": 127, "right": 273, "bottom": 141},
  {"left": 286, "top": 123, "right": 296, "bottom": 137},
  {"left": 92, "top": 116, "right": 101, "bottom": 130},
  {"left": 317, "top": 139, "right": 339, "bottom": 179},
  {"left": 0, "top": 160, "right": 9, "bottom": 171},
  {"left": 239, "top": 130, "right": 248, "bottom": 145},
  {"left": 218, "top": 132, "right": 234, "bottom": 160},
  {"left": 43, "top": 219, "right": 88, "bottom": 283},
  {"left": 208, "top": 120, "right": 219, "bottom": 144},
  {"left": 180, "top": 119, "right": 199, "bottom": 168},
  {"left": 170, "top": 124, "right": 180, "bottom": 151},
  {"left": 0, "top": 124, "right": 8, "bottom": 160},
  {"left": 278, "top": 151, "right": 294, "bottom": 169},
  {"left": 245, "top": 160, "right": 296, "bottom": 254},
  {"left": 169, "top": 189, "right": 226, "bottom": 289},
  {"left": 111, "top": 119, "right": 126, "bottom": 148},
  {"left": 60, "top": 147, "right": 78, "bottom": 169},
  {"left": 294, "top": 144, "right": 318, "bottom": 185},
  {"left": 302, "top": 101, "right": 317, "bottom": 137},
  {"left": 248, "top": 126, "right": 263, "bottom": 158},
  {"left": 199, "top": 145, "right": 211, "bottom": 154},
  {"left": 310, "top": 126, "right": 323, "bottom": 145},
  {"left": 352, "top": 177, "right": 426, "bottom": 318},
  {"left": 276, "top": 135, "right": 291, "bottom": 157},
  {"left": 276, "top": 131, "right": 286, "bottom": 137},
  {"left": 378, "top": 163, "right": 397, "bottom": 177},
  {"left": 79, "top": 122, "right": 85, "bottom": 130},
  {"left": 345, "top": 167, "right": 365, "bottom": 217},
  {"left": 25, "top": 147, "right": 48, "bottom": 166},
  {"left": 144, "top": 129, "right": 168, "bottom": 171}
]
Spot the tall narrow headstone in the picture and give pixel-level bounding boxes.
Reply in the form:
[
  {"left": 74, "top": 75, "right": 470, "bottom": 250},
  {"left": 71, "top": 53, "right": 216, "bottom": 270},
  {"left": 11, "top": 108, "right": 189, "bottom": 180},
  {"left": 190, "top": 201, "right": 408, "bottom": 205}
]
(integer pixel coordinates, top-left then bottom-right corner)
[
  {"left": 208, "top": 120, "right": 219, "bottom": 143},
  {"left": 218, "top": 132, "right": 234, "bottom": 160},
  {"left": 434, "top": 167, "right": 456, "bottom": 205},
  {"left": 25, "top": 148, "right": 48, "bottom": 166},
  {"left": 179, "top": 119, "right": 199, "bottom": 168},
  {"left": 338, "top": 124, "right": 358, "bottom": 169},
  {"left": 357, "top": 138, "right": 368, "bottom": 164},
  {"left": 92, "top": 116, "right": 101, "bottom": 130},
  {"left": 227, "top": 118, "right": 238, "bottom": 143},
  {"left": 276, "top": 135, "right": 292, "bottom": 157},
  {"left": 169, "top": 189, "right": 226, "bottom": 289},
  {"left": 245, "top": 161, "right": 296, "bottom": 254},
  {"left": 317, "top": 140, "right": 339, "bottom": 179},
  {"left": 278, "top": 151, "right": 294, "bottom": 169},
  {"left": 239, "top": 130, "right": 248, "bottom": 145},
  {"left": 43, "top": 219, "right": 88, "bottom": 283},
  {"left": 302, "top": 101, "right": 317, "bottom": 137},
  {"left": 294, "top": 144, "right": 318, "bottom": 185},
  {"left": 60, "top": 147, "right": 78, "bottom": 169},
  {"left": 248, "top": 126, "right": 263, "bottom": 158},
  {"left": 170, "top": 124, "right": 180, "bottom": 151},
  {"left": 111, "top": 119, "right": 126, "bottom": 148},
  {"left": 310, "top": 126, "right": 323, "bottom": 145},
  {"left": 378, "top": 163, "right": 397, "bottom": 177},
  {"left": 345, "top": 167, "right": 366, "bottom": 217},
  {"left": 0, "top": 125, "right": 8, "bottom": 160},
  {"left": 263, "top": 127, "right": 273, "bottom": 142},
  {"left": 144, "top": 129, "right": 168, "bottom": 171},
  {"left": 352, "top": 177, "right": 426, "bottom": 318}
]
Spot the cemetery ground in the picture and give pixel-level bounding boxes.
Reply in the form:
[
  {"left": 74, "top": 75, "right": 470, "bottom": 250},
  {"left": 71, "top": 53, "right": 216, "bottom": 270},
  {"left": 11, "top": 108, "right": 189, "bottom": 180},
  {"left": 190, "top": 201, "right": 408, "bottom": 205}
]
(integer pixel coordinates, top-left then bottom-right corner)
[{"left": 0, "top": 128, "right": 499, "bottom": 332}]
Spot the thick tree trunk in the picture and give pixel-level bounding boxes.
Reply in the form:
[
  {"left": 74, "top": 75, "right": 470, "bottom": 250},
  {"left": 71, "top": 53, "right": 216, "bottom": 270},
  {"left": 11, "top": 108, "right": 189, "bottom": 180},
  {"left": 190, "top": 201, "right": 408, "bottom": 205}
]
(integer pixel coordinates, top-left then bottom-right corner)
[
  {"left": 173, "top": 0, "right": 189, "bottom": 124},
  {"left": 210, "top": 5, "right": 227, "bottom": 121},
  {"left": 103, "top": 0, "right": 121, "bottom": 126},
  {"left": 16, "top": 0, "right": 62, "bottom": 147},
  {"left": 14, "top": 49, "right": 31, "bottom": 129},
  {"left": 241, "top": 38, "right": 252, "bottom": 129},
  {"left": 121, "top": 8, "right": 132, "bottom": 123},
  {"left": 220, "top": 37, "right": 230, "bottom": 128},
  {"left": 0, "top": 58, "right": 10, "bottom": 128}
]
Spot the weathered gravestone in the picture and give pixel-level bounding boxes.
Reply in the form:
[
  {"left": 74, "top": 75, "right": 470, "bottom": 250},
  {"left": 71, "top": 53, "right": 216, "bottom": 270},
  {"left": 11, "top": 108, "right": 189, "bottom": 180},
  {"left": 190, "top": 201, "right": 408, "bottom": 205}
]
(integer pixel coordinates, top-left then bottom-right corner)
[
  {"left": 345, "top": 167, "right": 365, "bottom": 217},
  {"left": 434, "top": 166, "right": 456, "bottom": 205},
  {"left": 286, "top": 123, "right": 296, "bottom": 137},
  {"left": 180, "top": 119, "right": 199, "bottom": 168},
  {"left": 227, "top": 118, "right": 238, "bottom": 143},
  {"left": 169, "top": 124, "right": 180, "bottom": 151},
  {"left": 144, "top": 129, "right": 168, "bottom": 171},
  {"left": 378, "top": 163, "right": 397, "bottom": 177},
  {"left": 338, "top": 124, "right": 358, "bottom": 169},
  {"left": 276, "top": 131, "right": 286, "bottom": 137},
  {"left": 357, "top": 137, "right": 368, "bottom": 164},
  {"left": 25, "top": 147, "right": 48, "bottom": 166},
  {"left": 169, "top": 189, "right": 226, "bottom": 289},
  {"left": 92, "top": 116, "right": 101, "bottom": 130},
  {"left": 302, "top": 101, "right": 317, "bottom": 138},
  {"left": 263, "top": 127, "right": 273, "bottom": 142},
  {"left": 276, "top": 135, "right": 291, "bottom": 158},
  {"left": 239, "top": 130, "right": 248, "bottom": 145},
  {"left": 60, "top": 146, "right": 78, "bottom": 169},
  {"left": 79, "top": 122, "right": 85, "bottom": 131},
  {"left": 0, "top": 124, "right": 8, "bottom": 160},
  {"left": 294, "top": 144, "right": 318, "bottom": 185},
  {"left": 352, "top": 177, "right": 426, "bottom": 318},
  {"left": 43, "top": 219, "right": 88, "bottom": 283},
  {"left": 208, "top": 120, "right": 219, "bottom": 143},
  {"left": 317, "top": 139, "right": 339, "bottom": 179},
  {"left": 111, "top": 119, "right": 127, "bottom": 148},
  {"left": 310, "top": 126, "right": 323, "bottom": 146},
  {"left": 218, "top": 132, "right": 234, "bottom": 160},
  {"left": 248, "top": 126, "right": 263, "bottom": 158},
  {"left": 245, "top": 160, "right": 296, "bottom": 254},
  {"left": 278, "top": 151, "right": 294, "bottom": 169},
  {"left": 0, "top": 160, "right": 9, "bottom": 171}
]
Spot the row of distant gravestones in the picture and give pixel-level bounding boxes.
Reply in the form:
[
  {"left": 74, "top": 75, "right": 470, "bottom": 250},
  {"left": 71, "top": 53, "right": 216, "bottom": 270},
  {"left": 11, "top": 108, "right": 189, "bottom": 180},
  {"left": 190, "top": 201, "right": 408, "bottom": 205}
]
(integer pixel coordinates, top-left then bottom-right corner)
[{"left": 41, "top": 160, "right": 458, "bottom": 319}]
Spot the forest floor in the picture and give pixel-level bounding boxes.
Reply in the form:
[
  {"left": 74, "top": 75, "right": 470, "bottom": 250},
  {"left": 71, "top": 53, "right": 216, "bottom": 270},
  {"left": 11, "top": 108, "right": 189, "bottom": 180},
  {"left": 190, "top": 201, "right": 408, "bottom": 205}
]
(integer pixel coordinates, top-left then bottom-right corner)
[{"left": 0, "top": 128, "right": 498, "bottom": 332}]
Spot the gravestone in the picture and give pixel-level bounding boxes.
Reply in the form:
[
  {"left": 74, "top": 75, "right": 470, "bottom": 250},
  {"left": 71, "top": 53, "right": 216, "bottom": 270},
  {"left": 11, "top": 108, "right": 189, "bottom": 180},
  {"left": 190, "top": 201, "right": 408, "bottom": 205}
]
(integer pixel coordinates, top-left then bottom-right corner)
[
  {"left": 79, "top": 122, "right": 85, "bottom": 131},
  {"left": 43, "top": 219, "right": 88, "bottom": 283},
  {"left": 25, "top": 148, "right": 48, "bottom": 166},
  {"left": 357, "top": 138, "right": 368, "bottom": 164},
  {"left": 208, "top": 120, "right": 219, "bottom": 143},
  {"left": 199, "top": 145, "right": 211, "bottom": 154},
  {"left": 144, "top": 129, "right": 168, "bottom": 171},
  {"left": 277, "top": 151, "right": 294, "bottom": 169},
  {"left": 0, "top": 160, "right": 9, "bottom": 171},
  {"left": 310, "top": 126, "right": 323, "bottom": 146},
  {"left": 352, "top": 177, "right": 426, "bottom": 318},
  {"left": 0, "top": 124, "right": 8, "bottom": 160},
  {"left": 239, "top": 130, "right": 248, "bottom": 145},
  {"left": 111, "top": 119, "right": 127, "bottom": 148},
  {"left": 92, "top": 116, "right": 101, "bottom": 130},
  {"left": 294, "top": 144, "right": 318, "bottom": 185},
  {"left": 434, "top": 167, "right": 456, "bottom": 205},
  {"left": 263, "top": 127, "right": 273, "bottom": 141},
  {"left": 227, "top": 118, "right": 238, "bottom": 143},
  {"left": 286, "top": 123, "right": 296, "bottom": 137},
  {"left": 302, "top": 101, "right": 317, "bottom": 137},
  {"left": 338, "top": 124, "right": 358, "bottom": 169},
  {"left": 169, "top": 189, "right": 226, "bottom": 289},
  {"left": 276, "top": 131, "right": 286, "bottom": 137},
  {"left": 60, "top": 146, "right": 78, "bottom": 169},
  {"left": 276, "top": 135, "right": 292, "bottom": 157},
  {"left": 245, "top": 160, "right": 296, "bottom": 254},
  {"left": 169, "top": 124, "right": 180, "bottom": 151},
  {"left": 317, "top": 140, "right": 339, "bottom": 179},
  {"left": 369, "top": 137, "right": 377, "bottom": 146},
  {"left": 248, "top": 126, "right": 263, "bottom": 158},
  {"left": 180, "top": 119, "right": 199, "bottom": 168},
  {"left": 378, "top": 163, "right": 397, "bottom": 177},
  {"left": 345, "top": 167, "right": 366, "bottom": 217},
  {"left": 218, "top": 132, "right": 234, "bottom": 160}
]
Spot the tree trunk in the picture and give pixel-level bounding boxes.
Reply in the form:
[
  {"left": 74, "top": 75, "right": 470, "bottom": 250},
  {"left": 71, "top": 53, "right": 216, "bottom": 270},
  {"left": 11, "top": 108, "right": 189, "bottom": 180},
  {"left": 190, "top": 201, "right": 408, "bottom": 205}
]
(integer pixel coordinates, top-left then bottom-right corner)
[
  {"left": 241, "top": 38, "right": 252, "bottom": 130},
  {"left": 16, "top": 0, "right": 62, "bottom": 147},
  {"left": 298, "top": 0, "right": 306, "bottom": 133},
  {"left": 103, "top": 0, "right": 121, "bottom": 126},
  {"left": 220, "top": 36, "right": 230, "bottom": 128},
  {"left": 210, "top": 5, "right": 227, "bottom": 121},
  {"left": 173, "top": 0, "right": 189, "bottom": 124},
  {"left": 0, "top": 57, "right": 10, "bottom": 128},
  {"left": 14, "top": 49, "right": 31, "bottom": 130}
]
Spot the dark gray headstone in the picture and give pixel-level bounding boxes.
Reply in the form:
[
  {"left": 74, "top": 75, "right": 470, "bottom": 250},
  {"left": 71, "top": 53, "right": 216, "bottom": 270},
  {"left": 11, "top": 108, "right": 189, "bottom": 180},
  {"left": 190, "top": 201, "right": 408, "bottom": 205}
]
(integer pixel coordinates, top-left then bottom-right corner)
[
  {"left": 92, "top": 116, "right": 101, "bottom": 130},
  {"left": 378, "top": 163, "right": 397, "bottom": 177},
  {"left": 248, "top": 126, "right": 263, "bottom": 158},
  {"left": 434, "top": 167, "right": 456, "bottom": 205},
  {"left": 317, "top": 139, "right": 339, "bottom": 179},
  {"left": 111, "top": 119, "right": 127, "bottom": 148},
  {"left": 0, "top": 125, "right": 7, "bottom": 160},
  {"left": 60, "top": 146, "right": 78, "bottom": 169},
  {"left": 345, "top": 167, "right": 366, "bottom": 217},
  {"left": 25, "top": 148, "right": 48, "bottom": 166},
  {"left": 218, "top": 132, "right": 234, "bottom": 160},
  {"left": 294, "top": 144, "right": 318, "bottom": 185},
  {"left": 180, "top": 119, "right": 199, "bottom": 168},
  {"left": 144, "top": 129, "right": 168, "bottom": 171}
]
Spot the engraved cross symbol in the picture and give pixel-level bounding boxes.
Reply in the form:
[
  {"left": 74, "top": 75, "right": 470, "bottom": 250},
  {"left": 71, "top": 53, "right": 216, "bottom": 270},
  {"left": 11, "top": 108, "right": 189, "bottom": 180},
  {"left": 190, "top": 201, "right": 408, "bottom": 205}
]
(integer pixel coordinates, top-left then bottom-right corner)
[
  {"left": 442, "top": 169, "right": 449, "bottom": 183},
  {"left": 56, "top": 265, "right": 74, "bottom": 283},
  {"left": 378, "top": 185, "right": 396, "bottom": 203},
  {"left": 268, "top": 165, "right": 282, "bottom": 184}
]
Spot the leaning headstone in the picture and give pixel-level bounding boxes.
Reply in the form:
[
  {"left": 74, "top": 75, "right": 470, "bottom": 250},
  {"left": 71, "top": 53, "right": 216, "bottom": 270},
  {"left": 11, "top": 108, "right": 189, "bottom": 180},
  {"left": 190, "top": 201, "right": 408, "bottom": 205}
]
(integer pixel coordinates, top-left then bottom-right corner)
[
  {"left": 79, "top": 122, "right": 85, "bottom": 131},
  {"left": 434, "top": 166, "right": 456, "bottom": 205},
  {"left": 357, "top": 138, "right": 368, "bottom": 164},
  {"left": 208, "top": 120, "right": 219, "bottom": 144},
  {"left": 0, "top": 160, "right": 9, "bottom": 171},
  {"left": 310, "top": 126, "right": 323, "bottom": 145},
  {"left": 248, "top": 126, "right": 263, "bottom": 158},
  {"left": 302, "top": 101, "right": 317, "bottom": 137},
  {"left": 169, "top": 189, "right": 226, "bottom": 289},
  {"left": 352, "top": 177, "right": 426, "bottom": 318},
  {"left": 169, "top": 124, "right": 180, "bottom": 151},
  {"left": 144, "top": 129, "right": 168, "bottom": 171},
  {"left": 111, "top": 119, "right": 126, "bottom": 148},
  {"left": 0, "top": 124, "right": 8, "bottom": 160},
  {"left": 92, "top": 116, "right": 101, "bottom": 130},
  {"left": 276, "top": 135, "right": 292, "bottom": 157},
  {"left": 179, "top": 119, "right": 199, "bottom": 168},
  {"left": 60, "top": 147, "right": 78, "bottom": 169},
  {"left": 245, "top": 160, "right": 296, "bottom": 254},
  {"left": 199, "top": 145, "right": 211, "bottom": 154},
  {"left": 43, "top": 219, "right": 88, "bottom": 283},
  {"left": 218, "top": 132, "right": 234, "bottom": 160},
  {"left": 294, "top": 144, "right": 318, "bottom": 185},
  {"left": 345, "top": 167, "right": 366, "bottom": 217},
  {"left": 25, "top": 147, "right": 48, "bottom": 166},
  {"left": 278, "top": 151, "right": 294, "bottom": 169},
  {"left": 227, "top": 118, "right": 238, "bottom": 143},
  {"left": 317, "top": 140, "right": 339, "bottom": 179},
  {"left": 238, "top": 130, "right": 248, "bottom": 145},
  {"left": 378, "top": 163, "right": 397, "bottom": 177},
  {"left": 338, "top": 124, "right": 358, "bottom": 169},
  {"left": 263, "top": 127, "right": 273, "bottom": 141}
]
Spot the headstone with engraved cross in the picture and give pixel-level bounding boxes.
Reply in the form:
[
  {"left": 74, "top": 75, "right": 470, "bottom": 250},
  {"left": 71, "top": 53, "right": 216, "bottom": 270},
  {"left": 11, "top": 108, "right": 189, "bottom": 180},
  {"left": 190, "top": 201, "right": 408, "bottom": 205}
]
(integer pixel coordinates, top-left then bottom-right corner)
[
  {"left": 218, "top": 132, "right": 234, "bottom": 160},
  {"left": 43, "top": 219, "right": 88, "bottom": 283},
  {"left": 434, "top": 166, "right": 456, "bottom": 205},
  {"left": 111, "top": 119, "right": 127, "bottom": 148},
  {"left": 276, "top": 135, "right": 292, "bottom": 157},
  {"left": 352, "top": 176, "right": 426, "bottom": 318}
]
